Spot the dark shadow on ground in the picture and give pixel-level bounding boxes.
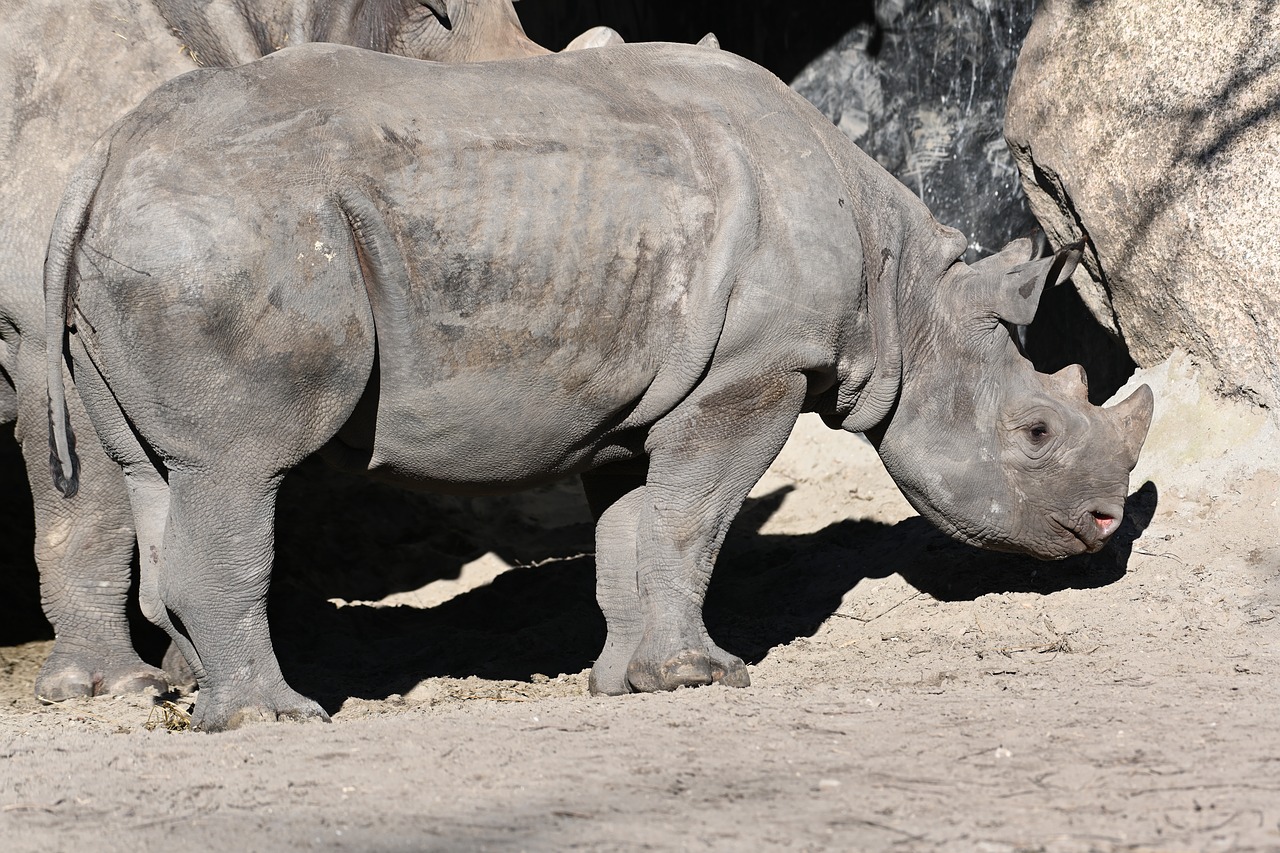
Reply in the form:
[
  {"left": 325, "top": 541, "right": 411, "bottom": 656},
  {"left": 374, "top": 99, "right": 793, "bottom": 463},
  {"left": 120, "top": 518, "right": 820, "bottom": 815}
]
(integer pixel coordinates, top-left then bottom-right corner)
[{"left": 266, "top": 463, "right": 1156, "bottom": 710}]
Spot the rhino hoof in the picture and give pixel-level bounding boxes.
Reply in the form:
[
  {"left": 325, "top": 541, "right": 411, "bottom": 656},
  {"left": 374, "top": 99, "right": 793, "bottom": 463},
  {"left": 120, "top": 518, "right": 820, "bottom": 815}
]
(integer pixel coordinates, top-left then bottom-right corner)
[
  {"left": 35, "top": 651, "right": 169, "bottom": 703},
  {"left": 193, "top": 690, "right": 331, "bottom": 732},
  {"left": 626, "top": 649, "right": 750, "bottom": 693}
]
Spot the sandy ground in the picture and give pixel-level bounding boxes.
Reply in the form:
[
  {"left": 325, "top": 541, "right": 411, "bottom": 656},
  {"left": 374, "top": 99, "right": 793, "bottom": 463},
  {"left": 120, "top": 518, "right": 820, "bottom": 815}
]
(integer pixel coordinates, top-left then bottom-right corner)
[{"left": 1, "top": 359, "right": 1279, "bottom": 851}]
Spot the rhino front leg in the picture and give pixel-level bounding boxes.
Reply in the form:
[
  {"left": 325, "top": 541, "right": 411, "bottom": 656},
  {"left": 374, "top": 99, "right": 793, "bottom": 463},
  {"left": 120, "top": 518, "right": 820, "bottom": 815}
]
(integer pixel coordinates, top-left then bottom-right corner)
[
  {"left": 626, "top": 371, "right": 807, "bottom": 693},
  {"left": 159, "top": 469, "right": 327, "bottom": 731},
  {"left": 14, "top": 340, "right": 166, "bottom": 701}
]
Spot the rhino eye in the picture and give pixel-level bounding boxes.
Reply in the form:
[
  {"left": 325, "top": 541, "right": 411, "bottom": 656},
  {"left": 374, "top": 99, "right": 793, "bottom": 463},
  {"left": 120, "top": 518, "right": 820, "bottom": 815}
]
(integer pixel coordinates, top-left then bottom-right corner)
[{"left": 1027, "top": 422, "right": 1050, "bottom": 443}]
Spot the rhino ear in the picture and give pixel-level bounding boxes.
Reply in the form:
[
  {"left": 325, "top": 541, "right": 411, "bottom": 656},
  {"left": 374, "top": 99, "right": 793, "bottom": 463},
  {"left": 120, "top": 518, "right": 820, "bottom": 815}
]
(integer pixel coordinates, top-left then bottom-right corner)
[
  {"left": 985, "top": 242, "right": 1083, "bottom": 326},
  {"left": 418, "top": 0, "right": 451, "bottom": 28}
]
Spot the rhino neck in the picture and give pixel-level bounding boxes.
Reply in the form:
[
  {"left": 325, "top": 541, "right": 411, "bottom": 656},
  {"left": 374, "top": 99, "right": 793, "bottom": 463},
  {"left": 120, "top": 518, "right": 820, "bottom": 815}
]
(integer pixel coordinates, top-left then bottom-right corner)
[
  {"left": 832, "top": 217, "right": 963, "bottom": 435},
  {"left": 833, "top": 241, "right": 904, "bottom": 434},
  {"left": 826, "top": 145, "right": 969, "bottom": 435}
]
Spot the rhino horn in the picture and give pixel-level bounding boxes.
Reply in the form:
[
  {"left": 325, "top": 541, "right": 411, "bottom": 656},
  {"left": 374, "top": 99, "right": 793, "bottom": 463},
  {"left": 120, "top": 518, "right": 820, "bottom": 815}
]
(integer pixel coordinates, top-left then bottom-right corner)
[
  {"left": 698, "top": 32, "right": 720, "bottom": 49},
  {"left": 1107, "top": 383, "right": 1154, "bottom": 471},
  {"left": 1049, "top": 363, "right": 1090, "bottom": 401}
]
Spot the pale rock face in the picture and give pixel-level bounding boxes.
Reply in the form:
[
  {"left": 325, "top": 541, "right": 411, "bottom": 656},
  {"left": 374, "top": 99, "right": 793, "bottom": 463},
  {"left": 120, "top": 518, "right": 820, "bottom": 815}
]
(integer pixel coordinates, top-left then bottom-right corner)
[
  {"left": 1117, "top": 350, "right": 1280, "bottom": 502},
  {"left": 1005, "top": 0, "right": 1280, "bottom": 408}
]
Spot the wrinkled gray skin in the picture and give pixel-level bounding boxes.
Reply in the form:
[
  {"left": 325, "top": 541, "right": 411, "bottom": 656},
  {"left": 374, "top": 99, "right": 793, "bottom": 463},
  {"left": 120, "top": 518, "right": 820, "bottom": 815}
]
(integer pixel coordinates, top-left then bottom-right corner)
[
  {"left": 46, "top": 43, "right": 1153, "bottom": 731},
  {"left": 0, "top": 0, "right": 609, "bottom": 703}
]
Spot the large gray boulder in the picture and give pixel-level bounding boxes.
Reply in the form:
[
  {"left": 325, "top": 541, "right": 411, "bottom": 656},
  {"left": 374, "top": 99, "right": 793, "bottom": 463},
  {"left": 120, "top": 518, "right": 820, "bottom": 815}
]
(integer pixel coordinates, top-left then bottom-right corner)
[
  {"left": 1005, "top": 0, "right": 1280, "bottom": 409},
  {"left": 792, "top": 0, "right": 1037, "bottom": 262}
]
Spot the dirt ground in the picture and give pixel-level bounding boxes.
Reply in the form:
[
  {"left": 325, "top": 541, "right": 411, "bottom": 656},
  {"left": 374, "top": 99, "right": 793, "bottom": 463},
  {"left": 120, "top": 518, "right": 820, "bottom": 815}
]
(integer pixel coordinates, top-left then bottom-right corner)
[{"left": 2, "top": 361, "right": 1279, "bottom": 852}]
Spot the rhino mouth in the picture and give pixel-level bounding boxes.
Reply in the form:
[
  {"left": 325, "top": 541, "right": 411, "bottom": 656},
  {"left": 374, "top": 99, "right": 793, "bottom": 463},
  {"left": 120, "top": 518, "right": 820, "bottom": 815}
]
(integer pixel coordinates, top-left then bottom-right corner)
[{"left": 1054, "top": 509, "right": 1122, "bottom": 555}]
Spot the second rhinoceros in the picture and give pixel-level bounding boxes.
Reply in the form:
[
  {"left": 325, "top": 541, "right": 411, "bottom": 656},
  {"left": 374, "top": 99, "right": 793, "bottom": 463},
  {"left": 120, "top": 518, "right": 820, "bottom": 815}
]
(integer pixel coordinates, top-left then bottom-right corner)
[
  {"left": 2, "top": 0, "right": 623, "bottom": 705},
  {"left": 46, "top": 42, "right": 1152, "bottom": 731}
]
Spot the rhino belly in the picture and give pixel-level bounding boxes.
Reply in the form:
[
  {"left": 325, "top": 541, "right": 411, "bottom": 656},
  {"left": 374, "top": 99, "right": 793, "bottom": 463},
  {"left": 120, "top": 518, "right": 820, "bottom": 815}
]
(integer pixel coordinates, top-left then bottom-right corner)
[{"left": 365, "top": 359, "right": 654, "bottom": 490}]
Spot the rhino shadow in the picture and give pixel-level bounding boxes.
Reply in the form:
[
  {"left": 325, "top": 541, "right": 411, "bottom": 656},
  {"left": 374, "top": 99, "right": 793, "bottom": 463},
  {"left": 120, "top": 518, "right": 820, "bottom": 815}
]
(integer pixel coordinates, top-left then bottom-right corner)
[
  {"left": 269, "top": 480, "right": 1154, "bottom": 710},
  {"left": 272, "top": 484, "right": 887, "bottom": 706},
  {"left": 0, "top": 426, "right": 1155, "bottom": 706}
]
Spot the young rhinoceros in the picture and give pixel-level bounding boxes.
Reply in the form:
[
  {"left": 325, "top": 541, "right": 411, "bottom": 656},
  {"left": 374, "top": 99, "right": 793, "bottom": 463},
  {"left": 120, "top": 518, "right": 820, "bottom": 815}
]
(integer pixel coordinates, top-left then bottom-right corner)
[{"left": 46, "top": 42, "right": 1152, "bottom": 731}]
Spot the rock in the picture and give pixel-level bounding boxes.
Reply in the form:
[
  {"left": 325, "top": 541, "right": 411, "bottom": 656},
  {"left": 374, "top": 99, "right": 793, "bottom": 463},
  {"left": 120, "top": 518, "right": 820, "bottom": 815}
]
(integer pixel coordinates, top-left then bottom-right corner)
[
  {"left": 1107, "top": 350, "right": 1280, "bottom": 557},
  {"left": 792, "top": 0, "right": 1037, "bottom": 260},
  {"left": 1006, "top": 0, "right": 1280, "bottom": 408},
  {"left": 1113, "top": 351, "right": 1280, "bottom": 500}
]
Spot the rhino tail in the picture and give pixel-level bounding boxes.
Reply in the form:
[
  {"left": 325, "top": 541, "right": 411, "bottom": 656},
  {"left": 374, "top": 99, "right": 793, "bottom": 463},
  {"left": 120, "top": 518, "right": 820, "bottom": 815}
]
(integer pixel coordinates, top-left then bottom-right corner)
[{"left": 44, "top": 134, "right": 112, "bottom": 498}]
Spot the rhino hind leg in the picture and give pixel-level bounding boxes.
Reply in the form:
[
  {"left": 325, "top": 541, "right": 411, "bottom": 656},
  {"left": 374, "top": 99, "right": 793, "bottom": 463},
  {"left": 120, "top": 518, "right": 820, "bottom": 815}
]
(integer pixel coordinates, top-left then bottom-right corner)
[
  {"left": 158, "top": 469, "right": 327, "bottom": 731},
  {"left": 15, "top": 341, "right": 167, "bottom": 702},
  {"left": 621, "top": 371, "right": 808, "bottom": 694},
  {"left": 118, "top": 456, "right": 200, "bottom": 693}
]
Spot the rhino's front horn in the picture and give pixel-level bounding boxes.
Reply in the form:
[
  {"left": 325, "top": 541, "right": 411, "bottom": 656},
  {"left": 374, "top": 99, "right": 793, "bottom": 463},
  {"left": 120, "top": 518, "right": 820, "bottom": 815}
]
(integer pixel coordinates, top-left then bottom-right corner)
[{"left": 1108, "top": 383, "right": 1154, "bottom": 471}]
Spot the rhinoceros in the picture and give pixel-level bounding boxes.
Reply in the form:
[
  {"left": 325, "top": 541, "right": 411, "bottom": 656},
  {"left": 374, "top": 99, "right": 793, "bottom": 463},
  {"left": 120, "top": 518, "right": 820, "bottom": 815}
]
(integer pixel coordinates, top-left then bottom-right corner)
[
  {"left": 45, "top": 41, "right": 1152, "bottom": 730},
  {"left": 0, "top": 0, "right": 618, "bottom": 703}
]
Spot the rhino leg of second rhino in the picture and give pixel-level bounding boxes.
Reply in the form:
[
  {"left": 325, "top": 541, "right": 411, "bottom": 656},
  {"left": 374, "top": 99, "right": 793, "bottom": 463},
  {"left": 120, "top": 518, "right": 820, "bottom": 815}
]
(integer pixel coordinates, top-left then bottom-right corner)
[
  {"left": 15, "top": 339, "right": 167, "bottom": 701},
  {"left": 623, "top": 370, "right": 808, "bottom": 694},
  {"left": 121, "top": 460, "right": 199, "bottom": 689}
]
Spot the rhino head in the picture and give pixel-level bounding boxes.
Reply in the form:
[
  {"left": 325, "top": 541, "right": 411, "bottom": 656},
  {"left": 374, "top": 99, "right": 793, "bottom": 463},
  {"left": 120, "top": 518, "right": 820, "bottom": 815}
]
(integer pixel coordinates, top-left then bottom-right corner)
[
  {"left": 866, "top": 237, "right": 1153, "bottom": 559},
  {"left": 413, "top": 0, "right": 627, "bottom": 59},
  {"left": 413, "top": 0, "right": 550, "bottom": 61}
]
